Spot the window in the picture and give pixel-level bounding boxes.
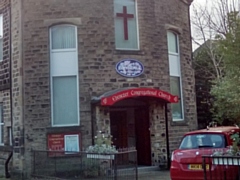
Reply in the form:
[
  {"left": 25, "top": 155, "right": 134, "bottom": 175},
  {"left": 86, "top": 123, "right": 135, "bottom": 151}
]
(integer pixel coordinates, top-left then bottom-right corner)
[
  {"left": 0, "top": 104, "right": 3, "bottom": 145},
  {"left": 167, "top": 31, "right": 184, "bottom": 121},
  {"left": 179, "top": 134, "right": 226, "bottom": 149},
  {"left": 0, "top": 14, "right": 3, "bottom": 61},
  {"left": 50, "top": 25, "right": 80, "bottom": 126},
  {"left": 114, "top": 0, "right": 139, "bottom": 50},
  {"left": 8, "top": 127, "right": 12, "bottom": 146}
]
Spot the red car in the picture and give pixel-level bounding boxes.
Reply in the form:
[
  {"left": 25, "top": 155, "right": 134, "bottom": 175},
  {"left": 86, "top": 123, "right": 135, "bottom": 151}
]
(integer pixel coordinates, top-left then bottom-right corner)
[{"left": 170, "top": 126, "right": 240, "bottom": 180}]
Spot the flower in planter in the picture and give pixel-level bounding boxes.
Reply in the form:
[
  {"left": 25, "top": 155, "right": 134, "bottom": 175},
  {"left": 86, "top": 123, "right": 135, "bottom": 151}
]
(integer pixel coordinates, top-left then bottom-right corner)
[{"left": 86, "top": 131, "right": 118, "bottom": 154}]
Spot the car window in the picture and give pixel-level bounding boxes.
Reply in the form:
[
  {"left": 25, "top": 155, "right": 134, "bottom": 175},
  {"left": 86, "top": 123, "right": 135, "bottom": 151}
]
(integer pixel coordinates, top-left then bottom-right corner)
[{"left": 179, "top": 134, "right": 226, "bottom": 149}]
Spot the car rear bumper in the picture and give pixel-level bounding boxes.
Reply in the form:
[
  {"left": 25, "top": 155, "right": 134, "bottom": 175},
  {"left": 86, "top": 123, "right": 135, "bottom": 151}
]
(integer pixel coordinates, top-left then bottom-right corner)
[
  {"left": 170, "top": 166, "right": 205, "bottom": 180},
  {"left": 170, "top": 163, "right": 239, "bottom": 180}
]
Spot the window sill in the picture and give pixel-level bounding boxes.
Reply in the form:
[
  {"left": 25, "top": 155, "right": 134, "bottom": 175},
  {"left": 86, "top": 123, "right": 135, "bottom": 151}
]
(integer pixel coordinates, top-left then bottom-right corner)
[
  {"left": 114, "top": 49, "right": 144, "bottom": 55},
  {"left": 47, "top": 126, "right": 82, "bottom": 134},
  {"left": 0, "top": 145, "right": 12, "bottom": 152},
  {"left": 171, "top": 120, "right": 188, "bottom": 126}
]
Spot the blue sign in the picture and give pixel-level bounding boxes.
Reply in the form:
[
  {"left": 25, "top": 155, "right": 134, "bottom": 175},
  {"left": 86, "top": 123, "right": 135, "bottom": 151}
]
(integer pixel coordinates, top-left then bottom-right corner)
[{"left": 116, "top": 59, "right": 144, "bottom": 78}]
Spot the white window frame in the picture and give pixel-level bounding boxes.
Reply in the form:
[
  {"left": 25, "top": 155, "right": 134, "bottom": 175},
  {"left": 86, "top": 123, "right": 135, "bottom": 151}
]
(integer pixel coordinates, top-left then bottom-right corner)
[
  {"left": 168, "top": 31, "right": 184, "bottom": 121},
  {"left": 114, "top": 0, "right": 140, "bottom": 50},
  {"left": 50, "top": 24, "right": 80, "bottom": 127},
  {"left": 0, "top": 104, "right": 4, "bottom": 145},
  {"left": 0, "top": 14, "right": 3, "bottom": 62}
]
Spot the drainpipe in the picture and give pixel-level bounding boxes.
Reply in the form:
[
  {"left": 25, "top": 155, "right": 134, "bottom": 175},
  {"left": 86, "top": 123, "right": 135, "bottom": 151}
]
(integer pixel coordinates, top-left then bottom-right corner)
[
  {"left": 164, "top": 103, "right": 170, "bottom": 169},
  {"left": 9, "top": 0, "right": 13, "bottom": 149}
]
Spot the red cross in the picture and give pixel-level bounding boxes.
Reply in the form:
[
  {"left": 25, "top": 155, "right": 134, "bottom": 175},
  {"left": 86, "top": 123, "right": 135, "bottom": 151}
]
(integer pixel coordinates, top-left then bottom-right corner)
[{"left": 116, "top": 6, "right": 134, "bottom": 40}]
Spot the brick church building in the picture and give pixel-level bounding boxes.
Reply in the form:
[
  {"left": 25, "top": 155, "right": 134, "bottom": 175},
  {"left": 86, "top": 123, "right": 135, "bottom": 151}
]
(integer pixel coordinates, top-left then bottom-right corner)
[{"left": 0, "top": 0, "right": 197, "bottom": 178}]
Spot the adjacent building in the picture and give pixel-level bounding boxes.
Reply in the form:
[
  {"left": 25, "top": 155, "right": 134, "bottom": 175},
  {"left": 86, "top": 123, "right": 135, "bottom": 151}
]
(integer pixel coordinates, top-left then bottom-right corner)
[{"left": 0, "top": 0, "right": 197, "bottom": 178}]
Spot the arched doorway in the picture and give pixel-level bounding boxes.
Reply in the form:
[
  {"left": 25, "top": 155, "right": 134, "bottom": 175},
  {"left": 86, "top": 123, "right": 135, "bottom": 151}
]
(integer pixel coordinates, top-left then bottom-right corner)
[
  {"left": 91, "top": 87, "right": 179, "bottom": 167},
  {"left": 109, "top": 98, "right": 151, "bottom": 165}
]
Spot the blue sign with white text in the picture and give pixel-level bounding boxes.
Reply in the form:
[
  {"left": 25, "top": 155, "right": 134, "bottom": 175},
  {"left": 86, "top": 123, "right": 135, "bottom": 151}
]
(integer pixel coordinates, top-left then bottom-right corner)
[{"left": 116, "top": 59, "right": 144, "bottom": 78}]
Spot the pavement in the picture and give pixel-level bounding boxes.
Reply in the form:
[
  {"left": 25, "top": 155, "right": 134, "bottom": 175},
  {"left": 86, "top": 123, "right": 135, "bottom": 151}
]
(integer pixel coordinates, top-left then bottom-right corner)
[
  {"left": 138, "top": 170, "right": 171, "bottom": 180},
  {"left": 0, "top": 171, "right": 171, "bottom": 180},
  {"left": 0, "top": 167, "right": 171, "bottom": 180}
]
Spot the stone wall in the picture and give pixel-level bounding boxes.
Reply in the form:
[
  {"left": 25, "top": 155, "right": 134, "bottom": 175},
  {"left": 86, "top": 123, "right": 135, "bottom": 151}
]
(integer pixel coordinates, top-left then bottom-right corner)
[
  {"left": 0, "top": 0, "right": 10, "bottom": 91},
  {"left": 0, "top": 89, "right": 12, "bottom": 177},
  {"left": 149, "top": 102, "right": 167, "bottom": 167},
  {"left": 0, "top": 90, "right": 11, "bottom": 145},
  {"left": 0, "top": 0, "right": 12, "bottom": 177},
  {"left": 94, "top": 106, "right": 111, "bottom": 138},
  {"left": 10, "top": 0, "right": 25, "bottom": 177}
]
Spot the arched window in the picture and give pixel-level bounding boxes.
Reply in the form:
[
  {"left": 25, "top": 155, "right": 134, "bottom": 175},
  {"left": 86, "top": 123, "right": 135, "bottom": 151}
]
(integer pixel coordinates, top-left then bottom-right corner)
[
  {"left": 167, "top": 31, "right": 184, "bottom": 121},
  {"left": 50, "top": 25, "right": 79, "bottom": 126}
]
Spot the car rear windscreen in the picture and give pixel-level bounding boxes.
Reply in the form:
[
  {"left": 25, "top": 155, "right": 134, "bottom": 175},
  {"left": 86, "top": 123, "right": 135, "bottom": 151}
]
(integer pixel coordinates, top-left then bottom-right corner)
[{"left": 179, "top": 134, "right": 226, "bottom": 149}]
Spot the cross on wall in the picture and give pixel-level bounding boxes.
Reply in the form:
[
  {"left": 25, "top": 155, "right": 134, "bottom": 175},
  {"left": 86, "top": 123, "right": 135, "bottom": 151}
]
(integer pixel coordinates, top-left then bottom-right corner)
[{"left": 116, "top": 6, "right": 134, "bottom": 40}]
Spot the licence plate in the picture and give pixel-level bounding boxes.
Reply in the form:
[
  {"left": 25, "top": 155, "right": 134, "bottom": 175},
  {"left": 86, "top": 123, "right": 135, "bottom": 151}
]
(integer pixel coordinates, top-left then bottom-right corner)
[{"left": 189, "top": 164, "right": 209, "bottom": 170}]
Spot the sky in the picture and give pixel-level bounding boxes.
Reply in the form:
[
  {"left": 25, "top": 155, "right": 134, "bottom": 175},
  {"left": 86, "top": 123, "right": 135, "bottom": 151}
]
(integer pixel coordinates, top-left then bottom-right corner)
[
  {"left": 190, "top": 0, "right": 209, "bottom": 50},
  {"left": 190, "top": 0, "right": 239, "bottom": 50}
]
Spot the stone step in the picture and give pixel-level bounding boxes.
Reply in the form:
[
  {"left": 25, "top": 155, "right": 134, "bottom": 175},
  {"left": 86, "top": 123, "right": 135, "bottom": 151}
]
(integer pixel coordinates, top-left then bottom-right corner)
[
  {"left": 137, "top": 166, "right": 160, "bottom": 174},
  {"left": 116, "top": 166, "right": 161, "bottom": 176}
]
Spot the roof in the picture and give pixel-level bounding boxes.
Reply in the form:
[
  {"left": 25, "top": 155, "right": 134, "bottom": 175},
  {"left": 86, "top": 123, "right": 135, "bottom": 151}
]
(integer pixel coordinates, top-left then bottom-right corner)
[
  {"left": 181, "top": 0, "right": 193, "bottom": 5},
  {"left": 184, "top": 126, "right": 239, "bottom": 135}
]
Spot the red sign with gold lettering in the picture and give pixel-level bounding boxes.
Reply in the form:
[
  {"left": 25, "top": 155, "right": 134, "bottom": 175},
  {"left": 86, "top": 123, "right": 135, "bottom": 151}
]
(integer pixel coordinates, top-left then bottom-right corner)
[{"left": 101, "top": 88, "right": 178, "bottom": 106}]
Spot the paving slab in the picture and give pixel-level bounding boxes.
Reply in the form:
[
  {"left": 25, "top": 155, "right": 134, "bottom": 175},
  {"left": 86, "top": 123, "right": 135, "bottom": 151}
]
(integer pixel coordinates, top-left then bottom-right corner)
[{"left": 138, "top": 170, "right": 170, "bottom": 180}]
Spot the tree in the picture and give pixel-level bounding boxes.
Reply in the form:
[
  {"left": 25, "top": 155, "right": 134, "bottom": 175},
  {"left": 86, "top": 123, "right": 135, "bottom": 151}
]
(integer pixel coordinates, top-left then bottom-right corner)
[
  {"left": 193, "top": 41, "right": 216, "bottom": 128},
  {"left": 191, "top": 0, "right": 240, "bottom": 125},
  {"left": 211, "top": 11, "right": 240, "bottom": 123}
]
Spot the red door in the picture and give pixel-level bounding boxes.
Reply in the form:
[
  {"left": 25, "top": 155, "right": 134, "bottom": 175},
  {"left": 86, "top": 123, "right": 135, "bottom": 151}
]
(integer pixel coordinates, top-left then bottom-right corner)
[
  {"left": 135, "top": 107, "right": 151, "bottom": 165},
  {"left": 110, "top": 111, "right": 128, "bottom": 149}
]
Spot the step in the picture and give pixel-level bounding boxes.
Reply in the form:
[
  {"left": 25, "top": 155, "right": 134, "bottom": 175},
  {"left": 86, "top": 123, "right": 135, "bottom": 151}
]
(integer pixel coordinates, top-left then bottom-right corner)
[{"left": 116, "top": 166, "right": 161, "bottom": 176}]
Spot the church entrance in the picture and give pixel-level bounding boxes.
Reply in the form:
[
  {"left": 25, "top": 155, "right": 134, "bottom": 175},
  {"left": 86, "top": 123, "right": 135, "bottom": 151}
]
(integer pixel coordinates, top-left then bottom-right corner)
[
  {"left": 109, "top": 100, "right": 151, "bottom": 166},
  {"left": 93, "top": 87, "right": 179, "bottom": 167}
]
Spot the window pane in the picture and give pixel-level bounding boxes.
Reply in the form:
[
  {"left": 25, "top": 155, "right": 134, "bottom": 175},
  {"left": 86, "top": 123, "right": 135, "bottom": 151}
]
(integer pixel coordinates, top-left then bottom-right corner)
[
  {"left": 0, "top": 38, "right": 2, "bottom": 60},
  {"left": 179, "top": 134, "right": 225, "bottom": 149},
  {"left": 0, "top": 14, "right": 3, "bottom": 37},
  {"left": 170, "top": 76, "right": 183, "bottom": 119},
  {"left": 52, "top": 76, "right": 78, "bottom": 125},
  {"left": 114, "top": 0, "right": 138, "bottom": 49},
  {"left": 51, "top": 26, "right": 76, "bottom": 49},
  {"left": 169, "top": 54, "right": 180, "bottom": 76},
  {"left": 0, "top": 124, "right": 3, "bottom": 144},
  {"left": 0, "top": 104, "right": 3, "bottom": 144},
  {"left": 167, "top": 32, "right": 178, "bottom": 53}
]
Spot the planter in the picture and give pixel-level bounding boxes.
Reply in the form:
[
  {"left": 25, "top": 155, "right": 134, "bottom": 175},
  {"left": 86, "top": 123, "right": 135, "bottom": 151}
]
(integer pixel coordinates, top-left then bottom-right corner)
[
  {"left": 87, "top": 154, "right": 115, "bottom": 160},
  {"left": 212, "top": 157, "right": 240, "bottom": 165}
]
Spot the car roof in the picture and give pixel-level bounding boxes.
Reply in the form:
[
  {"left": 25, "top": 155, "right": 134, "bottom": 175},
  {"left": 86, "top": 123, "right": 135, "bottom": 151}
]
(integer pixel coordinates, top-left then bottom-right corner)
[{"left": 184, "top": 126, "right": 240, "bottom": 136}]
